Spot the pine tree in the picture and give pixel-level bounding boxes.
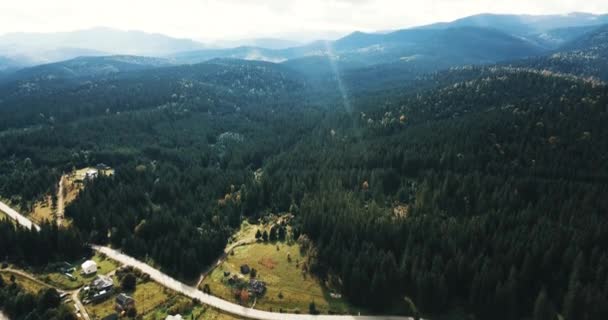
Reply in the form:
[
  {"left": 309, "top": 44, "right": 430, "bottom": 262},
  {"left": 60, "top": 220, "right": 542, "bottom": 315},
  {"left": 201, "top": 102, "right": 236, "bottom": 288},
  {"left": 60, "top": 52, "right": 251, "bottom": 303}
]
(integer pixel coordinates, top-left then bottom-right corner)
[{"left": 533, "top": 289, "right": 555, "bottom": 320}]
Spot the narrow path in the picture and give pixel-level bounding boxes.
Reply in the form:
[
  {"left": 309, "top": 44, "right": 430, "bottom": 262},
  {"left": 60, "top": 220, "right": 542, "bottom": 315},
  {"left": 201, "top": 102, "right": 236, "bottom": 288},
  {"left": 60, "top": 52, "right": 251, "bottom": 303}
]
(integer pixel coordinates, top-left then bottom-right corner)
[
  {"left": 73, "top": 289, "right": 90, "bottom": 320},
  {"left": 1, "top": 268, "right": 90, "bottom": 320},
  {"left": 56, "top": 175, "right": 65, "bottom": 227},
  {"left": 1, "top": 268, "right": 60, "bottom": 292},
  {"left": 196, "top": 239, "right": 256, "bottom": 288}
]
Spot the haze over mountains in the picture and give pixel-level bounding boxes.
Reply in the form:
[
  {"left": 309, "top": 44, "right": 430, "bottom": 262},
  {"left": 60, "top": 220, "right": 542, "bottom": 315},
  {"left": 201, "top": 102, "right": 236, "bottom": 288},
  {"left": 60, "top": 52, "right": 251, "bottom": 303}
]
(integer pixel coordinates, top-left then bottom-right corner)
[{"left": 1, "top": 12, "right": 607, "bottom": 75}]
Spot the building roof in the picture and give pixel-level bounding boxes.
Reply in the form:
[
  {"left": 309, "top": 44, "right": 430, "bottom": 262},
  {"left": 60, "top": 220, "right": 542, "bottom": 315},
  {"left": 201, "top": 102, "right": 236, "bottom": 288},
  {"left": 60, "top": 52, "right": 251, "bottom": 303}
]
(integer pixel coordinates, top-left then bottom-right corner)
[
  {"left": 116, "top": 293, "right": 134, "bottom": 306},
  {"left": 82, "top": 260, "right": 97, "bottom": 269},
  {"left": 91, "top": 275, "right": 113, "bottom": 290},
  {"left": 166, "top": 315, "right": 183, "bottom": 320}
]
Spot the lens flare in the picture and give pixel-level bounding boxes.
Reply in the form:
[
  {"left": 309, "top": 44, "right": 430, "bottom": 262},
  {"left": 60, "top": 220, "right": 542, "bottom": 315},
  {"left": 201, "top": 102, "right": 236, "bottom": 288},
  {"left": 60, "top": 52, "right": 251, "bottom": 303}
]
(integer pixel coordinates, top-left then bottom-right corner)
[{"left": 323, "top": 40, "right": 352, "bottom": 114}]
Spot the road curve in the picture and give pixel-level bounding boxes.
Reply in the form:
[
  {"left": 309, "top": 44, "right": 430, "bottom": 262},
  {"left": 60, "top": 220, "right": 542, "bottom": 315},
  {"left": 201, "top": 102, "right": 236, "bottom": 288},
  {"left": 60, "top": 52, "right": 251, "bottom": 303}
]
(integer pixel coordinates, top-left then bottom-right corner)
[
  {"left": 0, "top": 200, "right": 40, "bottom": 231},
  {"left": 94, "top": 246, "right": 412, "bottom": 320}
]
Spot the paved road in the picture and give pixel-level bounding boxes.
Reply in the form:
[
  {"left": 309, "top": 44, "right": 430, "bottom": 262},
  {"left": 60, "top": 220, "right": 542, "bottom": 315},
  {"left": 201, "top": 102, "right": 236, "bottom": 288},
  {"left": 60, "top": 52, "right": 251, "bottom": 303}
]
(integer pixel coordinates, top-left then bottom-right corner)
[
  {"left": 94, "top": 246, "right": 412, "bottom": 320},
  {"left": 0, "top": 201, "right": 40, "bottom": 231}
]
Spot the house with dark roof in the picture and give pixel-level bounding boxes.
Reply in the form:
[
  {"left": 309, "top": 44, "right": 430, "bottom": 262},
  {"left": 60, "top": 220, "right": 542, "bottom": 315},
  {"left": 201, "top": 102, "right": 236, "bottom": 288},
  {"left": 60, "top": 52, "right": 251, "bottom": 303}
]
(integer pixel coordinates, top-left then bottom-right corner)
[
  {"left": 115, "top": 293, "right": 135, "bottom": 312},
  {"left": 91, "top": 275, "right": 114, "bottom": 292},
  {"left": 240, "top": 264, "right": 250, "bottom": 274},
  {"left": 249, "top": 279, "right": 266, "bottom": 295}
]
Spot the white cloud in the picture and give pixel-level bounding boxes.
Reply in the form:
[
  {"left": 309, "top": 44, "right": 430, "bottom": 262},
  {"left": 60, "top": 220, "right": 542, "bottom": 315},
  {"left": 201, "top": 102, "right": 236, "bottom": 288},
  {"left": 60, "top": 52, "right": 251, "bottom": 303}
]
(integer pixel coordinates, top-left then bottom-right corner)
[{"left": 0, "top": 0, "right": 606, "bottom": 41}]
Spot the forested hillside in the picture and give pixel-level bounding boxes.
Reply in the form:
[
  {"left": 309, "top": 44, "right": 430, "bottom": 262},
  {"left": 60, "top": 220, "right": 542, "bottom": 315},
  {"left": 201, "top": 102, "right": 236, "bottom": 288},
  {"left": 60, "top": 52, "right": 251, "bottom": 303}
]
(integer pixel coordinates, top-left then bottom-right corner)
[
  {"left": 0, "top": 59, "right": 307, "bottom": 130},
  {"left": 0, "top": 55, "right": 171, "bottom": 83},
  {"left": 259, "top": 68, "right": 608, "bottom": 318},
  {"left": 515, "top": 25, "right": 608, "bottom": 80},
  {"left": 1, "top": 20, "right": 608, "bottom": 320}
]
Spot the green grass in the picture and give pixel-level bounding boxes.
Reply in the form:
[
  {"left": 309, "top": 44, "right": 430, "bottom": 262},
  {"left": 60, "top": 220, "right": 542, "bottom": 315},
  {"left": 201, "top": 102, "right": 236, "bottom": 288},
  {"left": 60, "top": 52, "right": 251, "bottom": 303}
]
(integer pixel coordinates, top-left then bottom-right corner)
[
  {"left": 86, "top": 279, "right": 174, "bottom": 320},
  {"left": 143, "top": 295, "right": 241, "bottom": 320},
  {"left": 0, "top": 271, "right": 48, "bottom": 294},
  {"left": 37, "top": 253, "right": 120, "bottom": 290},
  {"left": 201, "top": 241, "right": 358, "bottom": 314},
  {"left": 92, "top": 253, "right": 120, "bottom": 275}
]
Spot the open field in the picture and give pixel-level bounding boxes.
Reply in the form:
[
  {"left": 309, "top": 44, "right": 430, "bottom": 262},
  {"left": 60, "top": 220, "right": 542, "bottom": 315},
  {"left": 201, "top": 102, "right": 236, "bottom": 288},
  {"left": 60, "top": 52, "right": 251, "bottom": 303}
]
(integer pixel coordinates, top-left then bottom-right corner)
[
  {"left": 38, "top": 253, "right": 120, "bottom": 290},
  {"left": 201, "top": 241, "right": 356, "bottom": 314},
  {"left": 143, "top": 295, "right": 241, "bottom": 320},
  {"left": 228, "top": 220, "right": 259, "bottom": 246},
  {"left": 29, "top": 195, "right": 55, "bottom": 225},
  {"left": 86, "top": 279, "right": 175, "bottom": 319},
  {"left": 0, "top": 271, "right": 48, "bottom": 294}
]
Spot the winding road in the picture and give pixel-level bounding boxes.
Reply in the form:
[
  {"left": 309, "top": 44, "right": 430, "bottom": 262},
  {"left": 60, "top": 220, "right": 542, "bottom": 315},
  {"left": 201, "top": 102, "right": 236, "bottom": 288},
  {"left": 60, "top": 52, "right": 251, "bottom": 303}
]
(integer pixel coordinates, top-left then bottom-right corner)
[{"left": 2, "top": 199, "right": 412, "bottom": 320}]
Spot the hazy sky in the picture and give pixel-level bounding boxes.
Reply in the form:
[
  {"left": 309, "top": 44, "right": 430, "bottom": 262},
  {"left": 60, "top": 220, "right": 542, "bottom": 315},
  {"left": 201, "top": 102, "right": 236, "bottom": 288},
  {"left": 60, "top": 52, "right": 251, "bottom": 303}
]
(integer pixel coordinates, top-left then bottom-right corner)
[{"left": 1, "top": 0, "right": 607, "bottom": 42}]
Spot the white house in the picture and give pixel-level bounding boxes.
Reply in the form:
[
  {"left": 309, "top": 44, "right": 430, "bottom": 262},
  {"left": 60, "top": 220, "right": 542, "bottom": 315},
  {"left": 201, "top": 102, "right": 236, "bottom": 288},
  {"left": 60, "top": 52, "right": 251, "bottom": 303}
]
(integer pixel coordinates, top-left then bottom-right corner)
[
  {"left": 85, "top": 169, "right": 99, "bottom": 180},
  {"left": 166, "top": 315, "right": 183, "bottom": 320},
  {"left": 81, "top": 260, "right": 98, "bottom": 275}
]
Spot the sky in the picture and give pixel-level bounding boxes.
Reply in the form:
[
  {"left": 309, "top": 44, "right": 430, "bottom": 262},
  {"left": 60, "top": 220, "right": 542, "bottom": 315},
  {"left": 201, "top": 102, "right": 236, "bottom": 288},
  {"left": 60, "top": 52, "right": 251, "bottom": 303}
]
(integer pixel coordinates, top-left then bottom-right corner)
[{"left": 1, "top": 0, "right": 607, "bottom": 42}]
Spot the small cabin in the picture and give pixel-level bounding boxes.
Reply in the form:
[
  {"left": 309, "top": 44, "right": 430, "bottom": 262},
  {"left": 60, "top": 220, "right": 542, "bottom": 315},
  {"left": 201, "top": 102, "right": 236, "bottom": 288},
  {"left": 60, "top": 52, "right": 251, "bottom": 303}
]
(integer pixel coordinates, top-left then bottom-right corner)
[
  {"left": 85, "top": 169, "right": 99, "bottom": 180},
  {"left": 249, "top": 279, "right": 267, "bottom": 295},
  {"left": 81, "top": 260, "right": 98, "bottom": 275},
  {"left": 115, "top": 293, "right": 135, "bottom": 312}
]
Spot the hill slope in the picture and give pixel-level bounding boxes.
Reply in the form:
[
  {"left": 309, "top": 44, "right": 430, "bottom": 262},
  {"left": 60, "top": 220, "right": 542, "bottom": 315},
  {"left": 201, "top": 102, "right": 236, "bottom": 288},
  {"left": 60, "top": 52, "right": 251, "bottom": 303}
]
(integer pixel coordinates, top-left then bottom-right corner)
[
  {"left": 0, "top": 59, "right": 307, "bottom": 130},
  {"left": 0, "top": 55, "right": 173, "bottom": 83},
  {"left": 514, "top": 24, "right": 608, "bottom": 80},
  {"left": 262, "top": 67, "right": 608, "bottom": 317},
  {"left": 421, "top": 12, "right": 608, "bottom": 47},
  {"left": 0, "top": 27, "right": 206, "bottom": 63}
]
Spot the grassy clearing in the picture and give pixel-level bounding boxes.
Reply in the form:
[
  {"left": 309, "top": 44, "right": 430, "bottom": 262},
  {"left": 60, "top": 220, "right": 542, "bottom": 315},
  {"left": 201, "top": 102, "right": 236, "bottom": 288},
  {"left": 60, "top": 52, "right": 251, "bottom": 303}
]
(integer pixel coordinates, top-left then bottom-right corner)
[
  {"left": 0, "top": 271, "right": 48, "bottom": 294},
  {"left": 29, "top": 195, "right": 55, "bottom": 225},
  {"left": 227, "top": 220, "right": 258, "bottom": 246},
  {"left": 37, "top": 253, "right": 120, "bottom": 290},
  {"left": 86, "top": 280, "right": 174, "bottom": 320},
  {"left": 142, "top": 295, "right": 240, "bottom": 320},
  {"left": 201, "top": 241, "right": 356, "bottom": 314}
]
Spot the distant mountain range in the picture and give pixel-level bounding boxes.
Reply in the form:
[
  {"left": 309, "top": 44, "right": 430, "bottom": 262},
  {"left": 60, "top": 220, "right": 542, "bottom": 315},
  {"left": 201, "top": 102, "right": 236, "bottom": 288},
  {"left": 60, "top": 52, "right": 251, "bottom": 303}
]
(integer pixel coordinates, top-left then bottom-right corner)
[
  {"left": 168, "top": 12, "right": 608, "bottom": 71},
  {"left": 513, "top": 24, "right": 608, "bottom": 80},
  {"left": 0, "top": 27, "right": 206, "bottom": 65},
  {"left": 0, "top": 55, "right": 173, "bottom": 83},
  {"left": 1, "top": 12, "right": 607, "bottom": 83},
  {"left": 420, "top": 12, "right": 608, "bottom": 48},
  {"left": 209, "top": 38, "right": 303, "bottom": 50}
]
